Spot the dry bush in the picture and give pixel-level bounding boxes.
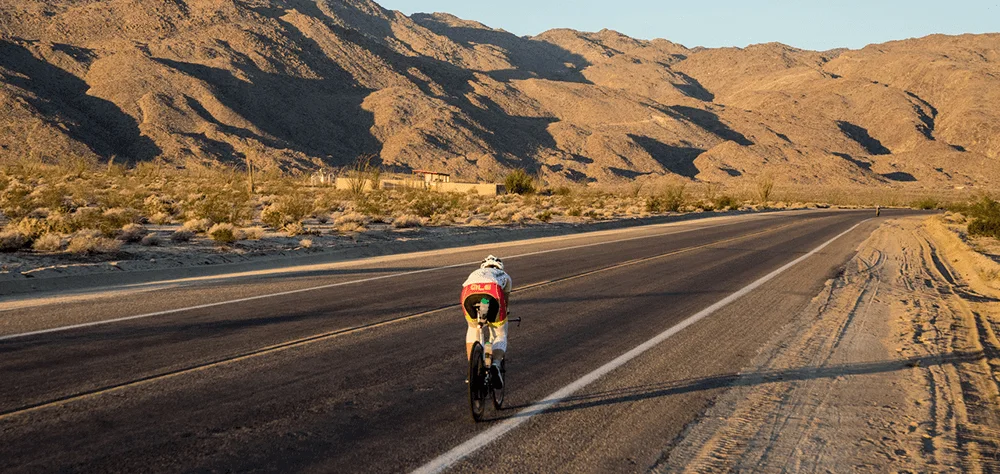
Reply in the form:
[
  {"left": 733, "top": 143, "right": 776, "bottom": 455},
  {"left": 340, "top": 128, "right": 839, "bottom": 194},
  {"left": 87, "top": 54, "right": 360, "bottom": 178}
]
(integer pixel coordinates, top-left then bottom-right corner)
[
  {"left": 335, "top": 212, "right": 368, "bottom": 227},
  {"left": 504, "top": 169, "right": 536, "bottom": 195},
  {"left": 646, "top": 183, "right": 687, "bottom": 213},
  {"left": 141, "top": 233, "right": 161, "bottom": 246},
  {"left": 239, "top": 226, "right": 265, "bottom": 240},
  {"left": 511, "top": 211, "right": 532, "bottom": 224},
  {"left": 208, "top": 223, "right": 238, "bottom": 244},
  {"left": 67, "top": 231, "right": 122, "bottom": 255},
  {"left": 183, "top": 218, "right": 212, "bottom": 233},
  {"left": 149, "top": 212, "right": 173, "bottom": 225},
  {"left": 261, "top": 192, "right": 313, "bottom": 229},
  {"left": 13, "top": 217, "right": 48, "bottom": 239},
  {"left": 283, "top": 222, "right": 306, "bottom": 236},
  {"left": 32, "top": 233, "right": 63, "bottom": 252},
  {"left": 0, "top": 229, "right": 30, "bottom": 252},
  {"left": 185, "top": 186, "right": 253, "bottom": 225},
  {"left": 299, "top": 238, "right": 313, "bottom": 249},
  {"left": 393, "top": 214, "right": 424, "bottom": 229},
  {"left": 170, "top": 229, "right": 195, "bottom": 243},
  {"left": 118, "top": 223, "right": 148, "bottom": 243}
]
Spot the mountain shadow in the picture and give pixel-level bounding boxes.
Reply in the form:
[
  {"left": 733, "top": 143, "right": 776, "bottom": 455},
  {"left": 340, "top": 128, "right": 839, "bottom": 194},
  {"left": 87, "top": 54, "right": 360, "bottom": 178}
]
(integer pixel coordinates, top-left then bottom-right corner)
[
  {"left": 832, "top": 152, "right": 872, "bottom": 171},
  {"left": 882, "top": 171, "right": 917, "bottom": 182},
  {"left": 836, "top": 121, "right": 890, "bottom": 155},
  {"left": 157, "top": 57, "right": 378, "bottom": 160},
  {"left": 665, "top": 106, "right": 753, "bottom": 146},
  {"left": 672, "top": 71, "right": 714, "bottom": 102},
  {"left": 0, "top": 40, "right": 160, "bottom": 162},
  {"left": 630, "top": 135, "right": 705, "bottom": 178},
  {"left": 410, "top": 14, "right": 592, "bottom": 83}
]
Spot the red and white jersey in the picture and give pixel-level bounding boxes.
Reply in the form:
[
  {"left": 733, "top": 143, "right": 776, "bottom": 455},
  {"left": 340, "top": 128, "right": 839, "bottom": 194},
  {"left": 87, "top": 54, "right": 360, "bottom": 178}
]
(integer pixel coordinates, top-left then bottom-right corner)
[{"left": 462, "top": 268, "right": 512, "bottom": 295}]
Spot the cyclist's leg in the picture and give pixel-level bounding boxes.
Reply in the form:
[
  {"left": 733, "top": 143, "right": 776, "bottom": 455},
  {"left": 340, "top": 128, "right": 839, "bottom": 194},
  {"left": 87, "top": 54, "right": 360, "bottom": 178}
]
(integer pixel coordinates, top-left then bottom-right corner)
[
  {"left": 466, "top": 320, "right": 479, "bottom": 360},
  {"left": 490, "top": 322, "right": 508, "bottom": 365}
]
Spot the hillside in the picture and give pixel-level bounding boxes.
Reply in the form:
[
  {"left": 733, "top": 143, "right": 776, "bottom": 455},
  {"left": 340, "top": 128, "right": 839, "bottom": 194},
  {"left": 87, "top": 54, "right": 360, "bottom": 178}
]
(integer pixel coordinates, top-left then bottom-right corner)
[{"left": 1, "top": 0, "right": 998, "bottom": 188}]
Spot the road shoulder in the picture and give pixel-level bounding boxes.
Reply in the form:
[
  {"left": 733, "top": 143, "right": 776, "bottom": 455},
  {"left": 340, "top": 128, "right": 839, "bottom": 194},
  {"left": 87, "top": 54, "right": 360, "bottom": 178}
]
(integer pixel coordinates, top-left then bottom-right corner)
[{"left": 656, "top": 216, "right": 1000, "bottom": 472}]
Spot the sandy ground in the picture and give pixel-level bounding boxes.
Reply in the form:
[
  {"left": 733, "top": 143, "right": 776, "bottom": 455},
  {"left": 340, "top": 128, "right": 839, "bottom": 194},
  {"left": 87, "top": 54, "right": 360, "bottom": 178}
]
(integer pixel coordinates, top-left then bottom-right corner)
[{"left": 655, "top": 216, "right": 1000, "bottom": 472}]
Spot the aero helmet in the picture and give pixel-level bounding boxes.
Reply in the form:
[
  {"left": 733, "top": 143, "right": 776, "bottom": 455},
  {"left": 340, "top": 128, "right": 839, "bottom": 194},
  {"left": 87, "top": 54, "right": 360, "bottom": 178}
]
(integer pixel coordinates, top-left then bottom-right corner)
[{"left": 481, "top": 255, "right": 504, "bottom": 271}]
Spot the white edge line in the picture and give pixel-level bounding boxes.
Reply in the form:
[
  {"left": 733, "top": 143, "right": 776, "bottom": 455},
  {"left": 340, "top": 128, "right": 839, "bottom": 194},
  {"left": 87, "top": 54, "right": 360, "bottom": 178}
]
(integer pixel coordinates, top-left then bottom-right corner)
[
  {"left": 0, "top": 219, "right": 752, "bottom": 342},
  {"left": 411, "top": 219, "right": 871, "bottom": 474}
]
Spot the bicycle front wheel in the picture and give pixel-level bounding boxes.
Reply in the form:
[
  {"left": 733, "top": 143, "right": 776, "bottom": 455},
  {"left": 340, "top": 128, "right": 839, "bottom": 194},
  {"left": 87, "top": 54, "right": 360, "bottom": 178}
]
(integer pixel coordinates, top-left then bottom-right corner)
[{"left": 468, "top": 342, "right": 487, "bottom": 422}]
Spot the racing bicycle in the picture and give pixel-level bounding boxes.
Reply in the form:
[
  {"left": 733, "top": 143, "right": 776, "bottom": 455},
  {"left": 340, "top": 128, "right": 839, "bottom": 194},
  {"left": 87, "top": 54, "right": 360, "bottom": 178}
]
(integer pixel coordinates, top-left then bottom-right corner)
[{"left": 468, "top": 304, "right": 520, "bottom": 422}]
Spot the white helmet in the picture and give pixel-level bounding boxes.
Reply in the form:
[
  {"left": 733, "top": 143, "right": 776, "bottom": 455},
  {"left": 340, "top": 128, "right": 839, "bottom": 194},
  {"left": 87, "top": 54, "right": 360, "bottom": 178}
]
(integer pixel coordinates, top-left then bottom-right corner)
[{"left": 481, "top": 255, "right": 504, "bottom": 271}]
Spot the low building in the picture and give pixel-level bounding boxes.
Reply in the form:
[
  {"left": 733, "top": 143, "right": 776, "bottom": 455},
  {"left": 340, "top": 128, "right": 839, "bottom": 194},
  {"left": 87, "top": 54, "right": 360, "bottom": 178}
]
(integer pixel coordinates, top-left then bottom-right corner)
[{"left": 334, "top": 169, "right": 504, "bottom": 195}]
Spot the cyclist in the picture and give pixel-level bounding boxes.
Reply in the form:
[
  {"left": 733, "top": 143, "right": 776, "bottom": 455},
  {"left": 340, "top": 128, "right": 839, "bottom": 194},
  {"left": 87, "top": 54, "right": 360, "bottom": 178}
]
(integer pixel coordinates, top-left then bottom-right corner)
[{"left": 462, "top": 255, "right": 512, "bottom": 388}]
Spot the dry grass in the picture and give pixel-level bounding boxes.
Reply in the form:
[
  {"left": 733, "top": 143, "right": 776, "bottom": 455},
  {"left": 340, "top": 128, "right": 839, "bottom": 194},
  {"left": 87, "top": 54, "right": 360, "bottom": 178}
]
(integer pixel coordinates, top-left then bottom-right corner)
[
  {"left": 66, "top": 231, "right": 122, "bottom": 255},
  {"left": 32, "top": 233, "right": 63, "bottom": 252},
  {"left": 0, "top": 229, "right": 30, "bottom": 252},
  {"left": 170, "top": 229, "right": 195, "bottom": 243},
  {"left": 392, "top": 214, "right": 424, "bottom": 228},
  {"left": 207, "top": 223, "right": 238, "bottom": 244},
  {"left": 118, "top": 223, "right": 148, "bottom": 243},
  {"left": 140, "top": 233, "right": 162, "bottom": 246}
]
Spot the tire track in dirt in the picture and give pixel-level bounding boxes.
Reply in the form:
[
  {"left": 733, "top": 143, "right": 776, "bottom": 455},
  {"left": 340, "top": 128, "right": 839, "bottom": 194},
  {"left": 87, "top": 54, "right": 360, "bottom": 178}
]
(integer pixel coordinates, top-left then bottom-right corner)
[{"left": 654, "top": 217, "right": 1000, "bottom": 473}]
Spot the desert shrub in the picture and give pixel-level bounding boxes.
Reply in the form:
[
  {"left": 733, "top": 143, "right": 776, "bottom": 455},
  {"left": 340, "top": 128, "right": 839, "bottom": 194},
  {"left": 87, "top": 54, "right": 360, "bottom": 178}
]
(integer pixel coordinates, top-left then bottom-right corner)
[
  {"left": 261, "top": 192, "right": 312, "bottom": 229},
  {"left": 553, "top": 186, "right": 573, "bottom": 196},
  {"left": 407, "top": 191, "right": 459, "bottom": 218},
  {"left": 102, "top": 207, "right": 140, "bottom": 228},
  {"left": 149, "top": 212, "right": 173, "bottom": 225},
  {"left": 283, "top": 222, "right": 306, "bottom": 236},
  {"left": 33, "top": 233, "right": 63, "bottom": 252},
  {"left": 0, "top": 229, "right": 30, "bottom": 252},
  {"left": 335, "top": 212, "right": 368, "bottom": 227},
  {"left": 756, "top": 175, "right": 775, "bottom": 204},
  {"left": 393, "top": 214, "right": 424, "bottom": 228},
  {"left": 504, "top": 169, "right": 536, "bottom": 195},
  {"left": 299, "top": 238, "right": 313, "bottom": 249},
  {"left": 170, "top": 229, "right": 195, "bottom": 243},
  {"left": 143, "top": 194, "right": 174, "bottom": 217},
  {"left": 967, "top": 196, "right": 1000, "bottom": 239},
  {"left": 536, "top": 210, "right": 553, "bottom": 222},
  {"left": 646, "top": 183, "right": 686, "bottom": 213},
  {"left": 239, "top": 226, "right": 265, "bottom": 240},
  {"left": 118, "top": 223, "right": 148, "bottom": 243},
  {"left": 0, "top": 180, "right": 33, "bottom": 219},
  {"left": 186, "top": 187, "right": 253, "bottom": 225},
  {"left": 208, "top": 223, "right": 238, "bottom": 244},
  {"left": 183, "top": 218, "right": 212, "bottom": 233},
  {"left": 714, "top": 195, "right": 736, "bottom": 211},
  {"left": 13, "top": 217, "right": 48, "bottom": 239},
  {"left": 511, "top": 211, "right": 532, "bottom": 224},
  {"left": 913, "top": 197, "right": 939, "bottom": 210},
  {"left": 140, "top": 233, "right": 161, "bottom": 246},
  {"left": 345, "top": 154, "right": 382, "bottom": 195},
  {"left": 67, "top": 231, "right": 122, "bottom": 255}
]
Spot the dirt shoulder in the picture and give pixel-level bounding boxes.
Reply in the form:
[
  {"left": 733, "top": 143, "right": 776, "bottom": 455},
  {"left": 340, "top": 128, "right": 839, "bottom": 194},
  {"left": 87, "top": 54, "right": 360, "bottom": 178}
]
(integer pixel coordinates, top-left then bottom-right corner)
[{"left": 656, "top": 216, "right": 1000, "bottom": 472}]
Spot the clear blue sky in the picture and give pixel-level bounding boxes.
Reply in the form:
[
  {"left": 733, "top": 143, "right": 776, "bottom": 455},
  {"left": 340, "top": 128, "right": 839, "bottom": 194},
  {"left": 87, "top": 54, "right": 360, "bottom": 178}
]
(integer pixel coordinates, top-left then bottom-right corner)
[{"left": 377, "top": 0, "right": 1000, "bottom": 50}]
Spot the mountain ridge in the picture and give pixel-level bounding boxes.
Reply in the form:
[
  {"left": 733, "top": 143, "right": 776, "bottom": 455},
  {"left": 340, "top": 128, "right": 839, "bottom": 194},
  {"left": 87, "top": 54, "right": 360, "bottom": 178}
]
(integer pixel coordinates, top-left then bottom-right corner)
[{"left": 1, "top": 0, "right": 998, "bottom": 188}]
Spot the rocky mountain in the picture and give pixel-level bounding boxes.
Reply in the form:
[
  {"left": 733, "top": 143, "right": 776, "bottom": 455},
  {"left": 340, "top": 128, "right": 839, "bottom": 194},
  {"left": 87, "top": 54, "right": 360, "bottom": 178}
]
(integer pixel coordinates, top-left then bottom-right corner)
[{"left": 1, "top": 0, "right": 998, "bottom": 187}]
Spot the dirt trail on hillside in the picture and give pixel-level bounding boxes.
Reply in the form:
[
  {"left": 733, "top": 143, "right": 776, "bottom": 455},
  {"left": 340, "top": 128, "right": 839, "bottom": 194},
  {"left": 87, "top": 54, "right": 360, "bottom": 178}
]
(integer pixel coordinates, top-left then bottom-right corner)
[{"left": 656, "top": 217, "right": 1000, "bottom": 472}]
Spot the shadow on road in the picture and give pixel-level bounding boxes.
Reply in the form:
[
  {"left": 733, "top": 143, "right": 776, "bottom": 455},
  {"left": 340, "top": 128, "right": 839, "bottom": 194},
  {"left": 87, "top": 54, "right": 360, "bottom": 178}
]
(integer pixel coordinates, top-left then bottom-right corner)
[{"left": 491, "top": 350, "right": 985, "bottom": 421}]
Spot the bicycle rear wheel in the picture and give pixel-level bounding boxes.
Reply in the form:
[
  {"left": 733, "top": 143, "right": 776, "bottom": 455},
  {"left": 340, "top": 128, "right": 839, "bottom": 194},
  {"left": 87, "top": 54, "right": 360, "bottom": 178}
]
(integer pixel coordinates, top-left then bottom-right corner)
[
  {"left": 491, "top": 358, "right": 505, "bottom": 410},
  {"left": 468, "top": 342, "right": 487, "bottom": 422}
]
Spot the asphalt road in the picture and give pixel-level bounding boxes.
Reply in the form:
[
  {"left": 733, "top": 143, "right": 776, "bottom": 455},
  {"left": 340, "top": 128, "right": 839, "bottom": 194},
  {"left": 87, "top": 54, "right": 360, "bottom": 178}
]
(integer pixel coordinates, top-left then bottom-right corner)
[{"left": 0, "top": 209, "right": 913, "bottom": 473}]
